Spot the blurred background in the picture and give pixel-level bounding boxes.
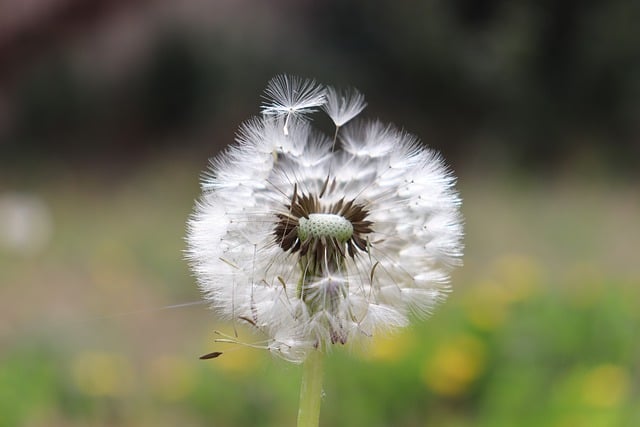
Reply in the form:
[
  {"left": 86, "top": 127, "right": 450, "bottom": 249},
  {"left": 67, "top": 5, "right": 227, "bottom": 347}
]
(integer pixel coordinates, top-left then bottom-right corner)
[{"left": 1, "top": 0, "right": 639, "bottom": 426}]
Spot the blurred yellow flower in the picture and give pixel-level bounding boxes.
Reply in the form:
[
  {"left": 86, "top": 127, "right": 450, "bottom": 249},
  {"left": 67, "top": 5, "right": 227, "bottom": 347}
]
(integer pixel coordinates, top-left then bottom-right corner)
[
  {"left": 581, "top": 364, "right": 630, "bottom": 408},
  {"left": 71, "top": 351, "right": 134, "bottom": 397},
  {"left": 421, "top": 335, "right": 486, "bottom": 397},
  {"left": 360, "top": 329, "right": 414, "bottom": 362}
]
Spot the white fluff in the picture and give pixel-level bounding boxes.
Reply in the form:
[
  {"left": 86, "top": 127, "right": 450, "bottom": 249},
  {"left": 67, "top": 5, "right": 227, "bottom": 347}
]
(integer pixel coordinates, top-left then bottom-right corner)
[{"left": 187, "top": 75, "right": 464, "bottom": 363}]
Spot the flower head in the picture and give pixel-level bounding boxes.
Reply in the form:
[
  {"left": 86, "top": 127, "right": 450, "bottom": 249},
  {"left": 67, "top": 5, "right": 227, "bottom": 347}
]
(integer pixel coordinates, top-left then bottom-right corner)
[{"left": 187, "top": 75, "right": 463, "bottom": 363}]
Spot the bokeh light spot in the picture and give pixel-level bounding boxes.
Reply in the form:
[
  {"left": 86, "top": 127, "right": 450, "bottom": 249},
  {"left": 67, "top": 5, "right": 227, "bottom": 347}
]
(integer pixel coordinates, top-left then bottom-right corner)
[
  {"left": 421, "top": 335, "right": 486, "bottom": 397},
  {"left": 363, "top": 330, "right": 414, "bottom": 362},
  {"left": 581, "top": 364, "right": 630, "bottom": 408}
]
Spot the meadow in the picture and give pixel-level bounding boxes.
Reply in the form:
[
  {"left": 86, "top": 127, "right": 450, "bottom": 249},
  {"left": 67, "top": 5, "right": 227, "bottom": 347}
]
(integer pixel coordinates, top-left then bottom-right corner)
[{"left": 1, "top": 158, "right": 638, "bottom": 427}]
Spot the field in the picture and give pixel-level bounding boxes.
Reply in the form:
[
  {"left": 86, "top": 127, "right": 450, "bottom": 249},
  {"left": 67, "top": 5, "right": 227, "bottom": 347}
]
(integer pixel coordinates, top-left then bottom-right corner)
[{"left": 1, "top": 158, "right": 639, "bottom": 427}]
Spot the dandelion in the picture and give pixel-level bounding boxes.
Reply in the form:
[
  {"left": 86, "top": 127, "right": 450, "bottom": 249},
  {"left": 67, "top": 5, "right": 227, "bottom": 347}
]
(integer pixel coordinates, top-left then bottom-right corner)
[{"left": 186, "top": 75, "right": 463, "bottom": 426}]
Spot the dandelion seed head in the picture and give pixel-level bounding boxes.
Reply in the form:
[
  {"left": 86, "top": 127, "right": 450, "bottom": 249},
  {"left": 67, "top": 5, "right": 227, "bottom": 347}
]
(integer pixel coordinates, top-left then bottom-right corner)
[{"left": 187, "top": 75, "right": 464, "bottom": 363}]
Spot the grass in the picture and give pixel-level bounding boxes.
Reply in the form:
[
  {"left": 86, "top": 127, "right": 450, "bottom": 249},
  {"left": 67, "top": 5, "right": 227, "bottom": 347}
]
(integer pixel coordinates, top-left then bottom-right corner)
[{"left": 1, "top": 158, "right": 638, "bottom": 426}]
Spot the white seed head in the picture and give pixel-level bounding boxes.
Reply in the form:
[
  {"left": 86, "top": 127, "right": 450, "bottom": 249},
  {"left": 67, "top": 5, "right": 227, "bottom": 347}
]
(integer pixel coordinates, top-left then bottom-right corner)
[{"left": 186, "top": 75, "right": 464, "bottom": 363}]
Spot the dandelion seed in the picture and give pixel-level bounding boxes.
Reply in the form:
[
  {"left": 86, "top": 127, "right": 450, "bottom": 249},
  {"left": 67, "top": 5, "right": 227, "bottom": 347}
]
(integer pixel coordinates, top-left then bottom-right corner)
[
  {"left": 261, "top": 75, "right": 326, "bottom": 135},
  {"left": 322, "top": 85, "right": 367, "bottom": 127},
  {"left": 187, "top": 75, "right": 464, "bottom": 364}
]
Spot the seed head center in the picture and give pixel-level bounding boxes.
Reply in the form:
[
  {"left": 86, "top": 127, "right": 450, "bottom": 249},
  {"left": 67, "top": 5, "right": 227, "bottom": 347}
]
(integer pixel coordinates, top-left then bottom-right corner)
[{"left": 298, "top": 213, "right": 353, "bottom": 242}]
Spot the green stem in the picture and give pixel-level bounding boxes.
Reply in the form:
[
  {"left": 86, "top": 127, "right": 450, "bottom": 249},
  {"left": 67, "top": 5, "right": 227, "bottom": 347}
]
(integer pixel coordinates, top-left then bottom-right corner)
[{"left": 297, "top": 349, "right": 325, "bottom": 427}]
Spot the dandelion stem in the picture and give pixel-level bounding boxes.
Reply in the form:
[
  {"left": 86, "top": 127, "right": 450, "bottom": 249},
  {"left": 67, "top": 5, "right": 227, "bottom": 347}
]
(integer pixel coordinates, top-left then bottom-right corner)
[{"left": 297, "top": 349, "right": 324, "bottom": 427}]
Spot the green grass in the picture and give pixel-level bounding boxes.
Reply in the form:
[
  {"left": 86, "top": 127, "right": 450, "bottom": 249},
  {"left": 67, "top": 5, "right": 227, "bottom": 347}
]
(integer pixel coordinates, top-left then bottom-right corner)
[{"left": 1, "top": 159, "right": 638, "bottom": 426}]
